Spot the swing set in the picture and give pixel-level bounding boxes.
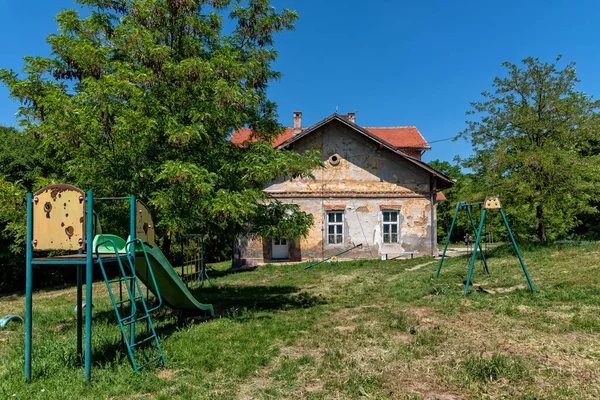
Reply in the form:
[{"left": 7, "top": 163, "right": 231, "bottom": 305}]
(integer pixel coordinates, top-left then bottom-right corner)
[{"left": 436, "top": 196, "right": 535, "bottom": 296}]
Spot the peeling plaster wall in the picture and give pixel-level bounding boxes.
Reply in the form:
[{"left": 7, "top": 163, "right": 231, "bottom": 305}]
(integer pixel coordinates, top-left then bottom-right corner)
[
  {"left": 265, "top": 121, "right": 431, "bottom": 197},
  {"left": 234, "top": 120, "right": 438, "bottom": 267},
  {"left": 284, "top": 198, "right": 432, "bottom": 260}
]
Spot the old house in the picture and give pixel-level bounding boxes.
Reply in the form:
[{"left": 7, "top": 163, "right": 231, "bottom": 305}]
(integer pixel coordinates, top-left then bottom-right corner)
[{"left": 230, "top": 112, "right": 453, "bottom": 266}]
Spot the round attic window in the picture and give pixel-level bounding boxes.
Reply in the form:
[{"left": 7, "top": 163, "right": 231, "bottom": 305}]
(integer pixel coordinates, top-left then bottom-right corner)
[{"left": 328, "top": 153, "right": 341, "bottom": 166}]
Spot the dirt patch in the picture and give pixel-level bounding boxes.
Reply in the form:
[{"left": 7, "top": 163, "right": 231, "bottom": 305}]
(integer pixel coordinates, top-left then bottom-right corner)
[
  {"left": 327, "top": 308, "right": 360, "bottom": 322},
  {"left": 334, "top": 325, "right": 356, "bottom": 332},
  {"left": 304, "top": 383, "right": 323, "bottom": 392},
  {"left": 391, "top": 333, "right": 411, "bottom": 343},
  {"left": 156, "top": 369, "right": 180, "bottom": 380},
  {"left": 410, "top": 307, "right": 434, "bottom": 319},
  {"left": 52, "top": 323, "right": 72, "bottom": 332},
  {"left": 236, "top": 373, "right": 274, "bottom": 400},
  {"left": 325, "top": 303, "right": 385, "bottom": 324},
  {"left": 422, "top": 392, "right": 461, "bottom": 400},
  {"left": 406, "top": 260, "right": 437, "bottom": 272},
  {"left": 484, "top": 284, "right": 526, "bottom": 294},
  {"left": 545, "top": 310, "right": 572, "bottom": 320}
]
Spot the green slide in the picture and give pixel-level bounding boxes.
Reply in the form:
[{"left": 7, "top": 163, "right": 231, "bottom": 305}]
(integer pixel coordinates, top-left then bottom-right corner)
[
  {"left": 134, "top": 245, "right": 214, "bottom": 316},
  {"left": 94, "top": 234, "right": 214, "bottom": 316}
]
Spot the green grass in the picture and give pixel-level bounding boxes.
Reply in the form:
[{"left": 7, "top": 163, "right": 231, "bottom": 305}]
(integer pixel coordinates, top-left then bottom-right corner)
[{"left": 1, "top": 242, "right": 600, "bottom": 399}]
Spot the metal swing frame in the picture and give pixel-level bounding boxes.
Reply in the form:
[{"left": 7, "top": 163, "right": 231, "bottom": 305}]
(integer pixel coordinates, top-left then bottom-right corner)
[{"left": 436, "top": 196, "right": 535, "bottom": 296}]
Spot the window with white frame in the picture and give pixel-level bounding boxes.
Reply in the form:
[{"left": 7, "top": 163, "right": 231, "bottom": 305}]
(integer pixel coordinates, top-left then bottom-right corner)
[
  {"left": 382, "top": 211, "right": 399, "bottom": 243},
  {"left": 327, "top": 211, "right": 344, "bottom": 244}
]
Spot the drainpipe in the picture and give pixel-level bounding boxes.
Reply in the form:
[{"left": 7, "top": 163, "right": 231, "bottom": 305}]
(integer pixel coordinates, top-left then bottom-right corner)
[
  {"left": 430, "top": 178, "right": 442, "bottom": 257},
  {"left": 430, "top": 191, "right": 436, "bottom": 257}
]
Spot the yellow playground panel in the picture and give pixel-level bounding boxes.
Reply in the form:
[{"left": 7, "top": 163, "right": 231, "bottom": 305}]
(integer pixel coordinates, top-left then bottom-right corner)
[
  {"left": 484, "top": 196, "right": 502, "bottom": 210},
  {"left": 136, "top": 200, "right": 155, "bottom": 247},
  {"left": 32, "top": 184, "right": 85, "bottom": 251}
]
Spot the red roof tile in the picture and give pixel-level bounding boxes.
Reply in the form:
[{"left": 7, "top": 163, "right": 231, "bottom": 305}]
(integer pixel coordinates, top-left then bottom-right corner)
[
  {"left": 230, "top": 126, "right": 429, "bottom": 150},
  {"left": 363, "top": 127, "right": 430, "bottom": 149},
  {"left": 230, "top": 127, "right": 300, "bottom": 148},
  {"left": 436, "top": 192, "right": 447, "bottom": 201}
]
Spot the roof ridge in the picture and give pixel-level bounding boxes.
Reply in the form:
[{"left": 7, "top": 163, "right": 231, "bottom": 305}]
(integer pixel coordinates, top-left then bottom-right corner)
[{"left": 363, "top": 126, "right": 417, "bottom": 129}]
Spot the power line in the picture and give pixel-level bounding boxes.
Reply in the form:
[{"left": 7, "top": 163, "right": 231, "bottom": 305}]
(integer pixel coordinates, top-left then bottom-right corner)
[{"left": 428, "top": 136, "right": 456, "bottom": 144}]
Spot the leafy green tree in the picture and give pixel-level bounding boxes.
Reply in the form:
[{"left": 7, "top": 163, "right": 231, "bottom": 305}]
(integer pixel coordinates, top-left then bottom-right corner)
[
  {"left": 458, "top": 56, "right": 600, "bottom": 242},
  {"left": 0, "top": 126, "right": 58, "bottom": 190},
  {"left": 429, "top": 159, "right": 462, "bottom": 242},
  {"left": 0, "top": 126, "right": 58, "bottom": 291},
  {"left": 0, "top": 0, "right": 321, "bottom": 255}
]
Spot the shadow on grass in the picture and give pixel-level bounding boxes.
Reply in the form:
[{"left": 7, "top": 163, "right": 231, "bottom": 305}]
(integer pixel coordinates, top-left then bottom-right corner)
[
  {"left": 193, "top": 284, "right": 325, "bottom": 315},
  {"left": 87, "top": 283, "right": 323, "bottom": 366},
  {"left": 205, "top": 266, "right": 258, "bottom": 278}
]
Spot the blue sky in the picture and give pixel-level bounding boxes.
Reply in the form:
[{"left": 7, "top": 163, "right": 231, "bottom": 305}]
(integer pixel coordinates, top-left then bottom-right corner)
[{"left": 1, "top": 0, "right": 600, "bottom": 163}]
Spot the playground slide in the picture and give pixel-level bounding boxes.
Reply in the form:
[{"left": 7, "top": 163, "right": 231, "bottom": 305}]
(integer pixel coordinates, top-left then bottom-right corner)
[
  {"left": 134, "top": 245, "right": 215, "bottom": 317},
  {"left": 93, "top": 234, "right": 213, "bottom": 316}
]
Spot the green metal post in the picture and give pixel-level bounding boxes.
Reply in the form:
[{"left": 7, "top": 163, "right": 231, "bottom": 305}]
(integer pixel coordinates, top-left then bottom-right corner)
[
  {"left": 200, "top": 239, "right": 205, "bottom": 285},
  {"left": 76, "top": 263, "right": 83, "bottom": 362},
  {"left": 435, "top": 202, "right": 461, "bottom": 278},
  {"left": 84, "top": 191, "right": 93, "bottom": 382},
  {"left": 500, "top": 209, "right": 535, "bottom": 293},
  {"left": 464, "top": 209, "right": 487, "bottom": 296},
  {"left": 25, "top": 193, "right": 33, "bottom": 383},
  {"left": 180, "top": 235, "right": 185, "bottom": 285},
  {"left": 466, "top": 206, "right": 489, "bottom": 275},
  {"left": 129, "top": 196, "right": 136, "bottom": 349}
]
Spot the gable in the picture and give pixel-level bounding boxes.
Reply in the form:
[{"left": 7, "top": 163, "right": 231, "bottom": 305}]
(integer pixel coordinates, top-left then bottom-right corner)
[
  {"left": 265, "top": 120, "right": 435, "bottom": 197},
  {"left": 230, "top": 113, "right": 453, "bottom": 190}
]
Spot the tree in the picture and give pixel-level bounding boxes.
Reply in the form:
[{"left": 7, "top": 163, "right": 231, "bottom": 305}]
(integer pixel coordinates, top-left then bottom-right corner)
[
  {"left": 0, "top": 0, "right": 322, "bottom": 254},
  {"left": 428, "top": 159, "right": 463, "bottom": 242},
  {"left": 458, "top": 56, "right": 600, "bottom": 242},
  {"left": 0, "top": 126, "right": 59, "bottom": 291}
]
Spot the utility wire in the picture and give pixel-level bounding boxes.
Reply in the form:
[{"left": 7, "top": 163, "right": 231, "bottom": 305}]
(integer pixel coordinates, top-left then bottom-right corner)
[{"left": 428, "top": 136, "right": 456, "bottom": 144}]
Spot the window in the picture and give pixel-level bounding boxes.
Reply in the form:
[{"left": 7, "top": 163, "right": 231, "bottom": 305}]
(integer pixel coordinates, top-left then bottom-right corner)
[
  {"left": 327, "top": 211, "right": 344, "bottom": 244},
  {"left": 273, "top": 238, "right": 287, "bottom": 246},
  {"left": 383, "top": 211, "right": 399, "bottom": 243}
]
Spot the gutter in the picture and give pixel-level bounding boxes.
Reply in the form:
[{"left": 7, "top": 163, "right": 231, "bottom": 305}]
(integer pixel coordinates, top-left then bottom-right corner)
[{"left": 430, "top": 186, "right": 443, "bottom": 257}]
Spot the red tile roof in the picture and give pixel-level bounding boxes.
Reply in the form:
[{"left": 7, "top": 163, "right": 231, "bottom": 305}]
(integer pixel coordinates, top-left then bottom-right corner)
[
  {"left": 436, "top": 192, "right": 447, "bottom": 201},
  {"left": 230, "top": 127, "right": 299, "bottom": 148},
  {"left": 362, "top": 127, "right": 430, "bottom": 149},
  {"left": 230, "top": 126, "right": 430, "bottom": 150}
]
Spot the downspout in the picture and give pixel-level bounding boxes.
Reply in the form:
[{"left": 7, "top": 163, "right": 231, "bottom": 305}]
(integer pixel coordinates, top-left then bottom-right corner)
[{"left": 430, "top": 178, "right": 441, "bottom": 257}]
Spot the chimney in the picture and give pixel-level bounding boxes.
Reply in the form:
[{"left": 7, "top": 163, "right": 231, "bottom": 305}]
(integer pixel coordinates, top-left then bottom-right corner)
[
  {"left": 347, "top": 111, "right": 356, "bottom": 124},
  {"left": 293, "top": 111, "right": 302, "bottom": 134}
]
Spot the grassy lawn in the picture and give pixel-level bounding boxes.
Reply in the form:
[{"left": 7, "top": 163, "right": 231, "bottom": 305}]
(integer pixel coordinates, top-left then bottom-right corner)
[{"left": 1, "top": 242, "right": 600, "bottom": 399}]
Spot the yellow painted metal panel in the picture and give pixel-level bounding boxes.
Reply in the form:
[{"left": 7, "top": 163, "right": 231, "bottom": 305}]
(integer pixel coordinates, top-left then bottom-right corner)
[
  {"left": 136, "top": 200, "right": 155, "bottom": 246},
  {"left": 484, "top": 196, "right": 502, "bottom": 210},
  {"left": 32, "top": 184, "right": 85, "bottom": 251}
]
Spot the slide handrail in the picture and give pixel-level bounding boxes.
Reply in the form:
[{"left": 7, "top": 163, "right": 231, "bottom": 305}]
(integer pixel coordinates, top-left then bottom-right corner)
[{"left": 125, "top": 238, "right": 163, "bottom": 313}]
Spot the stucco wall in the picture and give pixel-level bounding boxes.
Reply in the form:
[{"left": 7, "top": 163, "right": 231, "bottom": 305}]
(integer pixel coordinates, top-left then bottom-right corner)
[{"left": 290, "top": 197, "right": 433, "bottom": 260}]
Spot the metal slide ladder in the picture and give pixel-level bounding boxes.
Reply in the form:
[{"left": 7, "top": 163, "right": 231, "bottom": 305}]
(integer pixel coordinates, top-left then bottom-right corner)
[{"left": 96, "top": 238, "right": 166, "bottom": 372}]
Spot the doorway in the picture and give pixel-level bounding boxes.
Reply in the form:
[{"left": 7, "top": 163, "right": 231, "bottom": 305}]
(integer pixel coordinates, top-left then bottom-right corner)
[{"left": 272, "top": 238, "right": 289, "bottom": 259}]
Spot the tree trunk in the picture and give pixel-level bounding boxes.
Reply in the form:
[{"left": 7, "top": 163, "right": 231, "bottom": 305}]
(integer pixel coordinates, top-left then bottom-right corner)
[{"left": 536, "top": 204, "right": 547, "bottom": 242}]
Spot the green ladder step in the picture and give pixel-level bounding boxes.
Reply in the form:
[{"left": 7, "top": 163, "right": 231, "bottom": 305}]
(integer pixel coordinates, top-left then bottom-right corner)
[
  {"left": 138, "top": 356, "right": 164, "bottom": 370},
  {"left": 122, "top": 314, "right": 150, "bottom": 326},
  {"left": 95, "top": 237, "right": 166, "bottom": 373},
  {"left": 130, "top": 334, "right": 157, "bottom": 349},
  {"left": 115, "top": 295, "right": 143, "bottom": 306}
]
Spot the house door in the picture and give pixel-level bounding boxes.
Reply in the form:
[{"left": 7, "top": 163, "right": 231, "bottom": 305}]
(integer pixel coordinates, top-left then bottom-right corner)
[{"left": 272, "top": 238, "right": 289, "bottom": 259}]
